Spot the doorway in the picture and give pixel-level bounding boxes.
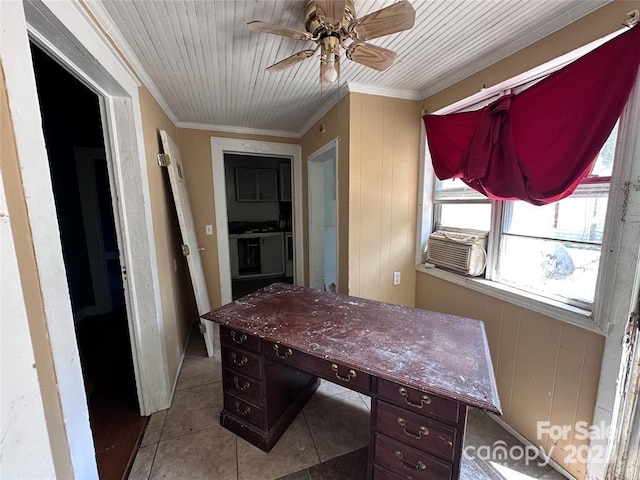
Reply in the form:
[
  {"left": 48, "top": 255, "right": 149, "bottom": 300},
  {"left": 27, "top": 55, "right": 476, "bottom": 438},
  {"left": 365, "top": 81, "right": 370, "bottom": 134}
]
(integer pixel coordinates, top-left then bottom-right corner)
[
  {"left": 225, "top": 153, "right": 294, "bottom": 299},
  {"left": 211, "top": 137, "right": 304, "bottom": 305},
  {"left": 30, "top": 43, "right": 145, "bottom": 480},
  {"left": 308, "top": 140, "right": 338, "bottom": 291}
]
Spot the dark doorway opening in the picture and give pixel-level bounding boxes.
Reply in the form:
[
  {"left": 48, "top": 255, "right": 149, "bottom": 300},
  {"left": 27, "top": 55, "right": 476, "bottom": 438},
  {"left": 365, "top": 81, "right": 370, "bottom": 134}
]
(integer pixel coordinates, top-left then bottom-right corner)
[{"left": 30, "top": 43, "right": 147, "bottom": 480}]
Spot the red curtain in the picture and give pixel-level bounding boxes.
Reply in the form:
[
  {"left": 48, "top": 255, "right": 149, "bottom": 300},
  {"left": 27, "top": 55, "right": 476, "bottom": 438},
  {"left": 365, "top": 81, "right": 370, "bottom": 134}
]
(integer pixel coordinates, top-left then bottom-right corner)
[{"left": 423, "top": 25, "right": 640, "bottom": 205}]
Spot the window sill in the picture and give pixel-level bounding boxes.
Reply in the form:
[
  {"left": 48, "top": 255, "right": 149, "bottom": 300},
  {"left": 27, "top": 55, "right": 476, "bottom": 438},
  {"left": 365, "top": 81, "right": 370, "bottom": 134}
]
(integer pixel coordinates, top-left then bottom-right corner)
[{"left": 415, "top": 264, "right": 604, "bottom": 335}]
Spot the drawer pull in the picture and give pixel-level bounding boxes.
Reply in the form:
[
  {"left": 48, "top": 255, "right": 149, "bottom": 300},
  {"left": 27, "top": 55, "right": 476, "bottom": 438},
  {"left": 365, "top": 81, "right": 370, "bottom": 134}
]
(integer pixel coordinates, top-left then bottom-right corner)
[
  {"left": 397, "top": 417, "right": 429, "bottom": 439},
  {"left": 234, "top": 401, "right": 251, "bottom": 416},
  {"left": 398, "top": 387, "right": 431, "bottom": 408},
  {"left": 394, "top": 450, "right": 427, "bottom": 472},
  {"left": 331, "top": 363, "right": 356, "bottom": 382},
  {"left": 231, "top": 352, "right": 248, "bottom": 367},
  {"left": 233, "top": 376, "right": 250, "bottom": 391},
  {"left": 273, "top": 344, "right": 293, "bottom": 359},
  {"left": 230, "top": 331, "right": 247, "bottom": 345}
]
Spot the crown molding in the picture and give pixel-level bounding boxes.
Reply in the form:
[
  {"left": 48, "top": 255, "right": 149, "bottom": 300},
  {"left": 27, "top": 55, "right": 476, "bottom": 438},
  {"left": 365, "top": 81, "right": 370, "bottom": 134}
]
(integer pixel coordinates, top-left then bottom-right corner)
[
  {"left": 419, "top": 0, "right": 611, "bottom": 99},
  {"left": 347, "top": 82, "right": 422, "bottom": 101},
  {"left": 177, "top": 121, "right": 300, "bottom": 139},
  {"left": 82, "top": 0, "right": 180, "bottom": 126}
]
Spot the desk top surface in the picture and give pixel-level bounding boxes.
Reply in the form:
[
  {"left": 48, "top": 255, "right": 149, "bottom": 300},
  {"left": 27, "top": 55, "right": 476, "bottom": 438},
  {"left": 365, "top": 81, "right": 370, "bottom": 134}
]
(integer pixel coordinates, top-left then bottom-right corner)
[{"left": 202, "top": 283, "right": 501, "bottom": 414}]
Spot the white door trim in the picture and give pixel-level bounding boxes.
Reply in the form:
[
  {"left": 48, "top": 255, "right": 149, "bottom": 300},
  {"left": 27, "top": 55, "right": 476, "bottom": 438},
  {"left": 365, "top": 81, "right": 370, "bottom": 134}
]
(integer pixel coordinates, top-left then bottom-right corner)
[
  {"left": 307, "top": 139, "right": 339, "bottom": 291},
  {"left": 1, "top": 1, "right": 171, "bottom": 476},
  {"left": 211, "top": 137, "right": 303, "bottom": 305}
]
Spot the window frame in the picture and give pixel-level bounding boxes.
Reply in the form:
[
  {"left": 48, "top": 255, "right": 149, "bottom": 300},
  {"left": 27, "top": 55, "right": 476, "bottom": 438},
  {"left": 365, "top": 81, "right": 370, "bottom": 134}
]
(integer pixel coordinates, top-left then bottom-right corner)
[{"left": 416, "top": 28, "right": 637, "bottom": 334}]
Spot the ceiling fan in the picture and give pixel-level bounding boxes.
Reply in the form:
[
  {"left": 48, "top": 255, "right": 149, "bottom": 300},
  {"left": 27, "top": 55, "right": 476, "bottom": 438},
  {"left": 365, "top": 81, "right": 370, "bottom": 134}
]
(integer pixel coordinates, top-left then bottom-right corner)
[{"left": 248, "top": 0, "right": 416, "bottom": 85}]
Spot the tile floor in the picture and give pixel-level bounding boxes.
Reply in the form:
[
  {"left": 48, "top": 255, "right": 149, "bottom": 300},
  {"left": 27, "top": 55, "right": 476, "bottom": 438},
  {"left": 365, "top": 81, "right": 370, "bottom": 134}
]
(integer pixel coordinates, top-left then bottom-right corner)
[{"left": 129, "top": 325, "right": 567, "bottom": 480}]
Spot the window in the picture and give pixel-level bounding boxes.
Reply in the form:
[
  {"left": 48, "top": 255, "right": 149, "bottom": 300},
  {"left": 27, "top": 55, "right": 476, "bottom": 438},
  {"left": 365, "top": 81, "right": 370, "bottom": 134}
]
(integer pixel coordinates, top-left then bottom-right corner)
[{"left": 430, "top": 122, "right": 617, "bottom": 311}]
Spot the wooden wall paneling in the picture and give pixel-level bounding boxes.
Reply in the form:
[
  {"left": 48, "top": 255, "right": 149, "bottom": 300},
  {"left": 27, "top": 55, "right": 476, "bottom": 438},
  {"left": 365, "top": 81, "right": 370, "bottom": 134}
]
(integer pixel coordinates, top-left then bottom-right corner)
[
  {"left": 547, "top": 324, "right": 589, "bottom": 459},
  {"left": 485, "top": 299, "right": 504, "bottom": 370},
  {"left": 378, "top": 97, "right": 395, "bottom": 302},
  {"left": 510, "top": 311, "right": 562, "bottom": 443},
  {"left": 358, "top": 95, "right": 385, "bottom": 300},
  {"left": 348, "top": 94, "right": 362, "bottom": 296},
  {"left": 496, "top": 303, "right": 521, "bottom": 423}
]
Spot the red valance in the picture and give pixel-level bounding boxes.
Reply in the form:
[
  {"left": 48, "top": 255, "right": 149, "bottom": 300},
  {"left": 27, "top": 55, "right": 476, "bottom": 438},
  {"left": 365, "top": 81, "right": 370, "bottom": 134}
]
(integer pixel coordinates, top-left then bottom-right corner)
[{"left": 423, "top": 25, "right": 640, "bottom": 205}]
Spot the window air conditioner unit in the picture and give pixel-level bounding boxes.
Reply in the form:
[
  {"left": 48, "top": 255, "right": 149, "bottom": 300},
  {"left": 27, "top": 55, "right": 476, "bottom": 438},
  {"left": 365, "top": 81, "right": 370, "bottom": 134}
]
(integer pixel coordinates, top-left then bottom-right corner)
[{"left": 426, "top": 230, "right": 487, "bottom": 276}]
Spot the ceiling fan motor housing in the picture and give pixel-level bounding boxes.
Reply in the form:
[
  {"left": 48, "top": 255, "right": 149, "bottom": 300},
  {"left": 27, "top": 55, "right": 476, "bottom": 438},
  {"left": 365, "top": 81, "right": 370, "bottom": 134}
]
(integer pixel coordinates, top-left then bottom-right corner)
[{"left": 304, "top": 0, "right": 355, "bottom": 37}]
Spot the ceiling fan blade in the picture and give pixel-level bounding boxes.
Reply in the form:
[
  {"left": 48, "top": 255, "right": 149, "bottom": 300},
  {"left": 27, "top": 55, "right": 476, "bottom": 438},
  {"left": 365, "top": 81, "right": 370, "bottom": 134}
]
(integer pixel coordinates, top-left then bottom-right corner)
[
  {"left": 320, "top": 56, "right": 340, "bottom": 86},
  {"left": 350, "top": 0, "right": 416, "bottom": 41},
  {"left": 247, "top": 21, "right": 312, "bottom": 41},
  {"left": 315, "top": 0, "right": 347, "bottom": 26},
  {"left": 347, "top": 43, "right": 397, "bottom": 72},
  {"left": 267, "top": 49, "right": 316, "bottom": 72}
]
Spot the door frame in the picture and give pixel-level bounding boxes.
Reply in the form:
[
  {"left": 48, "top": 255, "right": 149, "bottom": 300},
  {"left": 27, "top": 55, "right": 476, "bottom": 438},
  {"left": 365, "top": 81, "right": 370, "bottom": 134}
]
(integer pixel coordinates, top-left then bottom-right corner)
[
  {"left": 1, "top": 1, "right": 172, "bottom": 476},
  {"left": 211, "top": 137, "right": 304, "bottom": 304},
  {"left": 307, "top": 139, "right": 339, "bottom": 291}
]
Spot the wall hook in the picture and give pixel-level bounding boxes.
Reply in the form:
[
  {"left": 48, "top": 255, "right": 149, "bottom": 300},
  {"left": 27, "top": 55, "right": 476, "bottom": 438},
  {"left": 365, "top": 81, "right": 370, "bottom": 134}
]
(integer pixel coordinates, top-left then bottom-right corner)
[{"left": 623, "top": 10, "right": 639, "bottom": 28}]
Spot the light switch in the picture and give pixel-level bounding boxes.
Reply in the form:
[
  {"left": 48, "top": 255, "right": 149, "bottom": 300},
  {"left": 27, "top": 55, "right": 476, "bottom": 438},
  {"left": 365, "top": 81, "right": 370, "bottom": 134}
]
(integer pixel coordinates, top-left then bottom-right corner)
[{"left": 206, "top": 224, "right": 213, "bottom": 235}]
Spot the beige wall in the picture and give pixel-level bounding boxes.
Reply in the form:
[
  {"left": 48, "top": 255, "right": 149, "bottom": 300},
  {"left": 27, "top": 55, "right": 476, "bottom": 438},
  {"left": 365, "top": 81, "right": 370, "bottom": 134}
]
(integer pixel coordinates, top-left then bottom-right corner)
[
  {"left": 176, "top": 127, "right": 298, "bottom": 307},
  {"left": 1, "top": 65, "right": 72, "bottom": 478},
  {"left": 138, "top": 86, "right": 197, "bottom": 385},
  {"left": 422, "top": 0, "right": 640, "bottom": 113},
  {"left": 348, "top": 93, "right": 421, "bottom": 306},
  {"left": 416, "top": 3, "right": 639, "bottom": 478},
  {"left": 301, "top": 97, "right": 350, "bottom": 293},
  {"left": 416, "top": 275, "right": 604, "bottom": 479}
]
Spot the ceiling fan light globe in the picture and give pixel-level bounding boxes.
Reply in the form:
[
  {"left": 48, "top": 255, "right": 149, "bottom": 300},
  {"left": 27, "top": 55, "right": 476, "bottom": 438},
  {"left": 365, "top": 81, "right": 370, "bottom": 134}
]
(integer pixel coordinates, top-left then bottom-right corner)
[{"left": 323, "top": 63, "right": 339, "bottom": 83}]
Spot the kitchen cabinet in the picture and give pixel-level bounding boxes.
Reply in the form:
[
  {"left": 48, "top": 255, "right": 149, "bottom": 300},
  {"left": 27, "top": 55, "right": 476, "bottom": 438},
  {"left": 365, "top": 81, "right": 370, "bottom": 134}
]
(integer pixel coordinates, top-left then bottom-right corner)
[
  {"left": 279, "top": 163, "right": 291, "bottom": 201},
  {"left": 236, "top": 168, "right": 278, "bottom": 201},
  {"left": 229, "top": 232, "right": 284, "bottom": 278}
]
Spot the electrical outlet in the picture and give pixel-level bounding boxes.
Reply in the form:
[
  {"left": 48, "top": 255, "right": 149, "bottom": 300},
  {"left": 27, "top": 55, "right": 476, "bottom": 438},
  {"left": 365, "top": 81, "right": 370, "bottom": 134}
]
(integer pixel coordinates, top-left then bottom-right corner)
[
  {"left": 393, "top": 271, "right": 401, "bottom": 285},
  {"left": 206, "top": 224, "right": 213, "bottom": 235}
]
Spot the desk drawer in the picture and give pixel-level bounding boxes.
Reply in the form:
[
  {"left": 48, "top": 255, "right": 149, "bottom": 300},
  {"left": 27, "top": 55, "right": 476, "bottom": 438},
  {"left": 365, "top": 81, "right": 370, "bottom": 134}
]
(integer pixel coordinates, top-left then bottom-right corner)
[
  {"left": 264, "top": 341, "right": 371, "bottom": 392},
  {"left": 223, "top": 369, "right": 263, "bottom": 404},
  {"left": 373, "top": 465, "right": 405, "bottom": 480},
  {"left": 223, "top": 392, "right": 265, "bottom": 430},
  {"left": 220, "top": 326, "right": 261, "bottom": 353},
  {"left": 221, "top": 345, "right": 263, "bottom": 380},
  {"left": 374, "top": 433, "right": 452, "bottom": 480},
  {"left": 378, "top": 379, "right": 460, "bottom": 424},
  {"left": 376, "top": 401, "right": 456, "bottom": 461},
  {"left": 263, "top": 341, "right": 371, "bottom": 391}
]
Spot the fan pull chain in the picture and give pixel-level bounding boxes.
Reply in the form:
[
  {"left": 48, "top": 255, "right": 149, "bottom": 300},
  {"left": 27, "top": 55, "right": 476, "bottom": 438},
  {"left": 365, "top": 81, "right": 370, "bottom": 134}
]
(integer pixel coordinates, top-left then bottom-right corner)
[{"left": 319, "top": 74, "right": 326, "bottom": 135}]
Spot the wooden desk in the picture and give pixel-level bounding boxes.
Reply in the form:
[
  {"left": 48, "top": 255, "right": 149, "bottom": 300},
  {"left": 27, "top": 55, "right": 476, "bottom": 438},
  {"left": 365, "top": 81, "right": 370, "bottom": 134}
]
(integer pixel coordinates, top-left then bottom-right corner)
[{"left": 202, "top": 283, "right": 501, "bottom": 480}]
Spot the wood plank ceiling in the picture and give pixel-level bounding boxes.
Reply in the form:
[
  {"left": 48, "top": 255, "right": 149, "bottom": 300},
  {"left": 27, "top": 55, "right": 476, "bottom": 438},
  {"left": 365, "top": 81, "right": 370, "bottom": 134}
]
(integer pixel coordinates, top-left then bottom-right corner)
[{"left": 92, "top": 0, "right": 610, "bottom": 136}]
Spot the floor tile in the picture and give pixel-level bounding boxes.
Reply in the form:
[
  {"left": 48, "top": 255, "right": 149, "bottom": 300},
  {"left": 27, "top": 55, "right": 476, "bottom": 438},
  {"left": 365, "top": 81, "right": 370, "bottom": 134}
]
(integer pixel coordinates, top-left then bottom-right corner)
[
  {"left": 237, "top": 414, "right": 320, "bottom": 480},
  {"left": 303, "top": 390, "right": 370, "bottom": 462},
  {"left": 149, "top": 426, "right": 236, "bottom": 480},
  {"left": 140, "top": 410, "right": 167, "bottom": 447},
  {"left": 465, "top": 409, "right": 556, "bottom": 479},
  {"left": 175, "top": 349, "right": 222, "bottom": 390},
  {"left": 537, "top": 470, "right": 567, "bottom": 480},
  {"left": 307, "top": 447, "right": 367, "bottom": 480},
  {"left": 275, "top": 470, "right": 311, "bottom": 480},
  {"left": 460, "top": 453, "right": 494, "bottom": 480},
  {"left": 128, "top": 444, "right": 157, "bottom": 480},
  {"left": 359, "top": 393, "right": 371, "bottom": 410},
  {"left": 160, "top": 383, "right": 223, "bottom": 440},
  {"left": 307, "top": 379, "right": 351, "bottom": 403}
]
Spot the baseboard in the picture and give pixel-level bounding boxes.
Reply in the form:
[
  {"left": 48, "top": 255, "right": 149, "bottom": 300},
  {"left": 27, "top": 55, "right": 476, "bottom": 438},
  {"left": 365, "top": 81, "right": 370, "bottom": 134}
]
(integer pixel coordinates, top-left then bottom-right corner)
[
  {"left": 487, "top": 413, "right": 576, "bottom": 480},
  {"left": 168, "top": 319, "right": 199, "bottom": 404}
]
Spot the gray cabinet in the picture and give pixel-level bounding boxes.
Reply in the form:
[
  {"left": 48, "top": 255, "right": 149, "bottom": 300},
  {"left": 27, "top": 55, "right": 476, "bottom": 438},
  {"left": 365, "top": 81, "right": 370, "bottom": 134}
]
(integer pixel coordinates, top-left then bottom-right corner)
[
  {"left": 279, "top": 163, "right": 292, "bottom": 201},
  {"left": 260, "top": 235, "right": 284, "bottom": 275},
  {"left": 236, "top": 168, "right": 278, "bottom": 201}
]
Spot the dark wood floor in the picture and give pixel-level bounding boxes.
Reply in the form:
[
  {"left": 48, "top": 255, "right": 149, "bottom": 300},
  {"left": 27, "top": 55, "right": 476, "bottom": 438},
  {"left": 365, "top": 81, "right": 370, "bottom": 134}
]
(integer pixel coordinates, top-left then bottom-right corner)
[{"left": 76, "top": 309, "right": 148, "bottom": 480}]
